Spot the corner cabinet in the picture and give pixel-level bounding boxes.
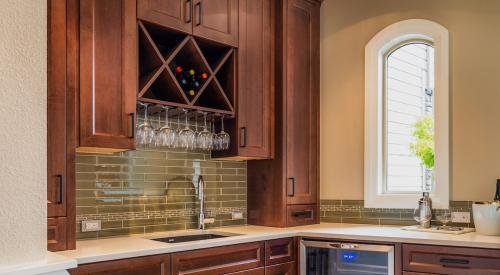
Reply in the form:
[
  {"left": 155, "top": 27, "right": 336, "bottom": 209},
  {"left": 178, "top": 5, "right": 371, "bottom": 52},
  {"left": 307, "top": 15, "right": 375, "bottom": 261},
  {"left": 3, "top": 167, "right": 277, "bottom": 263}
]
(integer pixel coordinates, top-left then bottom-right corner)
[
  {"left": 247, "top": 0, "right": 320, "bottom": 227},
  {"left": 78, "top": 0, "right": 137, "bottom": 153},
  {"left": 213, "top": 0, "right": 275, "bottom": 160}
]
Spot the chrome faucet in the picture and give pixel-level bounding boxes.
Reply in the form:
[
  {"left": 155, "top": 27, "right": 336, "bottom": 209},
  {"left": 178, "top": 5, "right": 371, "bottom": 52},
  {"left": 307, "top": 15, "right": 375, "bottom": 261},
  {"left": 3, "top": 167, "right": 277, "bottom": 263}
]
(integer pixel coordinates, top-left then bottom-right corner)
[{"left": 198, "top": 175, "right": 206, "bottom": 230}]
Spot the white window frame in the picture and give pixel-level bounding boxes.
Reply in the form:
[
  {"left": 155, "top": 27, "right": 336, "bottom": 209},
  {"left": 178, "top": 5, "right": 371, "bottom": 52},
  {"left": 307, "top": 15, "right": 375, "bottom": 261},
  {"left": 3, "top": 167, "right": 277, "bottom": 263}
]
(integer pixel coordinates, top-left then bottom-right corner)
[{"left": 364, "top": 19, "right": 450, "bottom": 209}]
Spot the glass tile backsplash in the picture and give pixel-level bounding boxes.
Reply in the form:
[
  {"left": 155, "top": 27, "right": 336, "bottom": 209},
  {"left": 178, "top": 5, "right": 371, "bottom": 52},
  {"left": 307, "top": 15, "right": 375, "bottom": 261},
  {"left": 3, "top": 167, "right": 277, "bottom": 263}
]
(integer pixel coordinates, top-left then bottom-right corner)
[{"left": 76, "top": 147, "right": 247, "bottom": 240}]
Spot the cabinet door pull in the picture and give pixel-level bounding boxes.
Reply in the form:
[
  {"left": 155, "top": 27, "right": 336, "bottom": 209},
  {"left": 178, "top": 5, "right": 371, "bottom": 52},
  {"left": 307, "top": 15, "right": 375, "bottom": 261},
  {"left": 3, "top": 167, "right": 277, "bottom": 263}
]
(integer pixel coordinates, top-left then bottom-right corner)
[
  {"left": 240, "top": 127, "right": 247, "bottom": 147},
  {"left": 56, "top": 175, "right": 64, "bottom": 204},
  {"left": 287, "top": 178, "right": 295, "bottom": 197},
  {"left": 129, "top": 112, "right": 135, "bottom": 138},
  {"left": 292, "top": 210, "right": 313, "bottom": 218},
  {"left": 195, "top": 2, "right": 202, "bottom": 26},
  {"left": 185, "top": 0, "right": 192, "bottom": 23},
  {"left": 439, "top": 258, "right": 470, "bottom": 265}
]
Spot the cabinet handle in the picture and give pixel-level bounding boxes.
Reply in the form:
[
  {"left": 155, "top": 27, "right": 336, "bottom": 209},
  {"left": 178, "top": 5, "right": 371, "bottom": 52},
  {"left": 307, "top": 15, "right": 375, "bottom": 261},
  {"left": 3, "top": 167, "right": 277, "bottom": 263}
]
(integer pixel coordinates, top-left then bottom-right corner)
[
  {"left": 129, "top": 112, "right": 135, "bottom": 139},
  {"left": 56, "top": 174, "right": 64, "bottom": 204},
  {"left": 185, "top": 0, "right": 192, "bottom": 23},
  {"left": 287, "top": 178, "right": 295, "bottom": 197},
  {"left": 292, "top": 210, "right": 313, "bottom": 218},
  {"left": 195, "top": 2, "right": 202, "bottom": 26},
  {"left": 240, "top": 127, "right": 247, "bottom": 147},
  {"left": 440, "top": 258, "right": 470, "bottom": 265}
]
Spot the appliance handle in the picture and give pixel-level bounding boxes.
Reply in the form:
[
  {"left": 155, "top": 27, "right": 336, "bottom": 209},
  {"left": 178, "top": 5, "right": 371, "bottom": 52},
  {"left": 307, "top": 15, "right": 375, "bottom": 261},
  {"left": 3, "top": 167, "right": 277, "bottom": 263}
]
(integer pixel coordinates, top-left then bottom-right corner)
[{"left": 301, "top": 240, "right": 394, "bottom": 253}]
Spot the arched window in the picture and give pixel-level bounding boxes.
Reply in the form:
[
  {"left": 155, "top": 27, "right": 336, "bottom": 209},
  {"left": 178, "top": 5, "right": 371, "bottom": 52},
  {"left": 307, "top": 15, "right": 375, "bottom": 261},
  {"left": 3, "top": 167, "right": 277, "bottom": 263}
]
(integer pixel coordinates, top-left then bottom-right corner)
[{"left": 364, "top": 19, "right": 449, "bottom": 209}]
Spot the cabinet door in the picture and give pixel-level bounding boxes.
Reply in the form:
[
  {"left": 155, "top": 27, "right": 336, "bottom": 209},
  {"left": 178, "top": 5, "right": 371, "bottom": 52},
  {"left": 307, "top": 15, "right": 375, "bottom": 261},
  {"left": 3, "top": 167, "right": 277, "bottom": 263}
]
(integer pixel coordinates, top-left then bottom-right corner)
[
  {"left": 138, "top": 0, "right": 192, "bottom": 34},
  {"left": 48, "top": 0, "right": 67, "bottom": 218},
  {"left": 79, "top": 0, "right": 137, "bottom": 152},
  {"left": 283, "top": 0, "right": 320, "bottom": 205},
  {"left": 227, "top": 268, "right": 265, "bottom": 275},
  {"left": 265, "top": 262, "right": 296, "bottom": 275},
  {"left": 47, "top": 217, "right": 67, "bottom": 251},
  {"left": 236, "top": 0, "right": 274, "bottom": 159},
  {"left": 69, "top": 255, "right": 171, "bottom": 275},
  {"left": 193, "top": 0, "right": 238, "bottom": 46}
]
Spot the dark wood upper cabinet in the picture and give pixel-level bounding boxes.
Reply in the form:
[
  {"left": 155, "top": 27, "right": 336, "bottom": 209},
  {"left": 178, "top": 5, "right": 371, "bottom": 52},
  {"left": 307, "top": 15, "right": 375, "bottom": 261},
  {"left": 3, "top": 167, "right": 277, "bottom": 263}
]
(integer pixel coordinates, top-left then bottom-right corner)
[
  {"left": 283, "top": 0, "right": 319, "bottom": 205},
  {"left": 212, "top": 0, "right": 275, "bottom": 160},
  {"left": 138, "top": 0, "right": 192, "bottom": 34},
  {"left": 138, "top": 0, "right": 238, "bottom": 47},
  {"left": 192, "top": 0, "right": 239, "bottom": 47},
  {"left": 78, "top": 0, "right": 137, "bottom": 152},
  {"left": 47, "top": 0, "right": 76, "bottom": 252},
  {"left": 247, "top": 0, "right": 320, "bottom": 227}
]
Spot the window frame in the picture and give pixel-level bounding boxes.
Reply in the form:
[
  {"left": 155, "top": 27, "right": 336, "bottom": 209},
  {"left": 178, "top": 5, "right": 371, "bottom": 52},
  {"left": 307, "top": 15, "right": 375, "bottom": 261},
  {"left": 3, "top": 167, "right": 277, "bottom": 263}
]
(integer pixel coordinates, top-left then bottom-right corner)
[{"left": 364, "top": 19, "right": 450, "bottom": 209}]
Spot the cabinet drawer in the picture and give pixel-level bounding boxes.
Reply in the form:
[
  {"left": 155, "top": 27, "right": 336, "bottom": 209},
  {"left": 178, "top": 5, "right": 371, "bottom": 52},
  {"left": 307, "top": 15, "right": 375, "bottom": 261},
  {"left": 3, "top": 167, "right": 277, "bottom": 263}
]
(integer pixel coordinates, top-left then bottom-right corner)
[
  {"left": 69, "top": 254, "right": 170, "bottom": 275},
  {"left": 47, "top": 217, "right": 67, "bottom": 251},
  {"left": 266, "top": 262, "right": 296, "bottom": 275},
  {"left": 286, "top": 205, "right": 317, "bottom": 227},
  {"left": 172, "top": 242, "right": 265, "bottom": 275},
  {"left": 403, "top": 244, "right": 500, "bottom": 275},
  {"left": 265, "top": 238, "right": 296, "bottom": 265},
  {"left": 226, "top": 267, "right": 265, "bottom": 275}
]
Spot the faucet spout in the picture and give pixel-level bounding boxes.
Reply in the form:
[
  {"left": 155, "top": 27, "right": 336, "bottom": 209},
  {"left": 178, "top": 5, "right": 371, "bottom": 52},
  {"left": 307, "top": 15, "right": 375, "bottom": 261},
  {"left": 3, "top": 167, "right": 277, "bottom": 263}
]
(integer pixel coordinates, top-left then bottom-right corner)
[{"left": 198, "top": 175, "right": 205, "bottom": 230}]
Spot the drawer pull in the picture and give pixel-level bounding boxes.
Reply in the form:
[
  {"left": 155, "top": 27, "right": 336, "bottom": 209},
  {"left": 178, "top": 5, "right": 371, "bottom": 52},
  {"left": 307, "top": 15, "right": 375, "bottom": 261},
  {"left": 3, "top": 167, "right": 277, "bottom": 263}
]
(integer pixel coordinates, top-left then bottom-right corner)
[
  {"left": 292, "top": 210, "right": 313, "bottom": 218},
  {"left": 440, "top": 258, "right": 470, "bottom": 265}
]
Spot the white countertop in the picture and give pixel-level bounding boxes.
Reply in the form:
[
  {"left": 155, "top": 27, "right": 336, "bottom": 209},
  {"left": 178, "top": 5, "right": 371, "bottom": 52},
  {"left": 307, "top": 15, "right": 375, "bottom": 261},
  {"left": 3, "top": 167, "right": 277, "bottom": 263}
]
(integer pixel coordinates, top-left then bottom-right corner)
[
  {"left": 0, "top": 252, "right": 76, "bottom": 275},
  {"left": 58, "top": 223, "right": 500, "bottom": 265}
]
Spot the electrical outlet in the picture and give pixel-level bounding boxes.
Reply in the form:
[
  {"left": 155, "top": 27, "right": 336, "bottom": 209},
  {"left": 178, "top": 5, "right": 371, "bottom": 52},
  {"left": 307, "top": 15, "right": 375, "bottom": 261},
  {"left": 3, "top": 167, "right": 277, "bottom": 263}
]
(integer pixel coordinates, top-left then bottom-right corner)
[
  {"left": 203, "top": 218, "right": 215, "bottom": 224},
  {"left": 232, "top": 212, "right": 243, "bottom": 219},
  {"left": 451, "top": 212, "right": 470, "bottom": 223},
  {"left": 82, "top": 220, "right": 101, "bottom": 232}
]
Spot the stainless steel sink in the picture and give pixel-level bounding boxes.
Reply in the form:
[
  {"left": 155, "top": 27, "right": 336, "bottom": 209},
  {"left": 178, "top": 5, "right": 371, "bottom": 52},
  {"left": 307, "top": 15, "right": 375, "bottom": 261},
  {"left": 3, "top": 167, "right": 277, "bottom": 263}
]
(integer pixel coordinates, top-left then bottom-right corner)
[{"left": 148, "top": 231, "right": 240, "bottom": 244}]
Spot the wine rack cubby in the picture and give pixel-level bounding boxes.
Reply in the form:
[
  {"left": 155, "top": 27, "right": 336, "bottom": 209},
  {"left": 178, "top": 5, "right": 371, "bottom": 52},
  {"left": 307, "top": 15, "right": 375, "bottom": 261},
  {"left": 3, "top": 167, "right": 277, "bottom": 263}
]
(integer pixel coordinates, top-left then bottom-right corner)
[{"left": 138, "top": 21, "right": 236, "bottom": 116}]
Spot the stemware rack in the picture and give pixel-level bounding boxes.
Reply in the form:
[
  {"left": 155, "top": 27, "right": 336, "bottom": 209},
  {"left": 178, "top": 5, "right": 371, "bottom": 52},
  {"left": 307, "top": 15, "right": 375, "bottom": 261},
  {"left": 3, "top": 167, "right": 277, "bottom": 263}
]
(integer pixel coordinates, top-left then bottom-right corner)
[{"left": 137, "top": 21, "right": 236, "bottom": 117}]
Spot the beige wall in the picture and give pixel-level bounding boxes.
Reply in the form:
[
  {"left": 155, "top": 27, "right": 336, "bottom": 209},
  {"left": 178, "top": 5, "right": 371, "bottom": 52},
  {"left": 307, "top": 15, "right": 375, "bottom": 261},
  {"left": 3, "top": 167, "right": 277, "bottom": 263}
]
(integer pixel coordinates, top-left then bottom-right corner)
[
  {"left": 0, "top": 0, "right": 47, "bottom": 266},
  {"left": 320, "top": 0, "right": 500, "bottom": 201}
]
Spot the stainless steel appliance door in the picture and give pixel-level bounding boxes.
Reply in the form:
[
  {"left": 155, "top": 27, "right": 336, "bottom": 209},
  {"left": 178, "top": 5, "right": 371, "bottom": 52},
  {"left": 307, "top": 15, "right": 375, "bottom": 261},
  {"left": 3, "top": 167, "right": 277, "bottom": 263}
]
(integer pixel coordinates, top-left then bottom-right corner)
[{"left": 300, "top": 240, "right": 394, "bottom": 275}]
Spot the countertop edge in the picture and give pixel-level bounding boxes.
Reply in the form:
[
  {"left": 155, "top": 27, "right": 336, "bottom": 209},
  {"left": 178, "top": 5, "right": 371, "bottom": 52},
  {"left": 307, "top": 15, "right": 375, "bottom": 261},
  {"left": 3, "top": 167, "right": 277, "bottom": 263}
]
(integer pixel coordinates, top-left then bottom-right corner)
[{"left": 0, "top": 252, "right": 77, "bottom": 275}]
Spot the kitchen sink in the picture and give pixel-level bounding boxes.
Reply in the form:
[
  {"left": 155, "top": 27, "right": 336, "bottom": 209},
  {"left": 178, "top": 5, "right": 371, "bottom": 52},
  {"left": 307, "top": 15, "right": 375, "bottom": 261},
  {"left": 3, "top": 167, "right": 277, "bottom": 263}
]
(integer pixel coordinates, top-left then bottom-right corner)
[{"left": 149, "top": 231, "right": 239, "bottom": 244}]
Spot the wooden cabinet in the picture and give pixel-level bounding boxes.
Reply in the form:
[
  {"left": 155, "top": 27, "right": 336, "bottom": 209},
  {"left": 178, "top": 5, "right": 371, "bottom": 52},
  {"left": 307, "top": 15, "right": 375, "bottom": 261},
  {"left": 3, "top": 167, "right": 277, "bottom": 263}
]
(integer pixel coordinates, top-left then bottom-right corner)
[
  {"left": 247, "top": 0, "right": 321, "bottom": 227},
  {"left": 193, "top": 0, "right": 239, "bottom": 47},
  {"left": 403, "top": 244, "right": 500, "bottom": 275},
  {"left": 138, "top": 0, "right": 192, "bottom": 34},
  {"left": 47, "top": 0, "right": 76, "bottom": 251},
  {"left": 69, "top": 254, "right": 171, "bottom": 275},
  {"left": 266, "top": 262, "right": 296, "bottom": 275},
  {"left": 213, "top": 0, "right": 275, "bottom": 160},
  {"left": 138, "top": 0, "right": 238, "bottom": 47},
  {"left": 78, "top": 0, "right": 137, "bottom": 153},
  {"left": 171, "top": 242, "right": 265, "bottom": 275},
  {"left": 265, "top": 238, "right": 296, "bottom": 266},
  {"left": 70, "top": 240, "right": 295, "bottom": 274}
]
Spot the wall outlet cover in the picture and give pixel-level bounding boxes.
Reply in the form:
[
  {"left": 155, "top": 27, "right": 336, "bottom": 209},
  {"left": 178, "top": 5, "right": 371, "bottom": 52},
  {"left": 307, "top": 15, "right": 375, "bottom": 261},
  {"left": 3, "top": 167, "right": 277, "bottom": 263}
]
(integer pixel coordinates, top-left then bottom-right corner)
[
  {"left": 451, "top": 212, "right": 471, "bottom": 223},
  {"left": 81, "top": 220, "right": 101, "bottom": 232},
  {"left": 232, "top": 212, "right": 244, "bottom": 219},
  {"left": 203, "top": 218, "right": 215, "bottom": 224}
]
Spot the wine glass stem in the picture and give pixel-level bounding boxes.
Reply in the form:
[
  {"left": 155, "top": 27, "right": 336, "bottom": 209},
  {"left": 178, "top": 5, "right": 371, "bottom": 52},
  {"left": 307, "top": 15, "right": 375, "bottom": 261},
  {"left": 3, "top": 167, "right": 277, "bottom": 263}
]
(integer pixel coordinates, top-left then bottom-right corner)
[
  {"left": 184, "top": 110, "right": 189, "bottom": 128},
  {"left": 164, "top": 108, "right": 169, "bottom": 126},
  {"left": 221, "top": 115, "right": 225, "bottom": 132},
  {"left": 203, "top": 113, "right": 208, "bottom": 130}
]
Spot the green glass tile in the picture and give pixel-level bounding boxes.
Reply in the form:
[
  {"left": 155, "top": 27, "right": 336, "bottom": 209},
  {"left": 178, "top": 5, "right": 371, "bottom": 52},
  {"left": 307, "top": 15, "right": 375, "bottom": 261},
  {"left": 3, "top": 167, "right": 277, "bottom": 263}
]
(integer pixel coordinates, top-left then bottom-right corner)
[
  {"left": 123, "top": 218, "right": 167, "bottom": 227},
  {"left": 220, "top": 175, "right": 246, "bottom": 182},
  {"left": 76, "top": 206, "right": 97, "bottom": 215},
  {"left": 98, "top": 227, "right": 145, "bottom": 238},
  {"left": 221, "top": 201, "right": 246, "bottom": 208},
  {"left": 123, "top": 197, "right": 166, "bottom": 205},
  {"left": 76, "top": 155, "right": 97, "bottom": 164},
  {"left": 220, "top": 161, "right": 246, "bottom": 169},
  {"left": 145, "top": 224, "right": 186, "bottom": 233},
  {"left": 101, "top": 220, "right": 124, "bottom": 229},
  {"left": 341, "top": 200, "right": 364, "bottom": 206},
  {"left": 221, "top": 219, "right": 245, "bottom": 227},
  {"left": 76, "top": 173, "right": 97, "bottom": 181},
  {"left": 361, "top": 211, "right": 401, "bottom": 219},
  {"left": 97, "top": 156, "right": 134, "bottom": 165},
  {"left": 166, "top": 195, "right": 196, "bottom": 203},
  {"left": 221, "top": 188, "right": 246, "bottom": 195},
  {"left": 76, "top": 231, "right": 98, "bottom": 240},
  {"left": 96, "top": 189, "right": 144, "bottom": 197},
  {"left": 145, "top": 203, "right": 185, "bottom": 211},
  {"left": 77, "top": 197, "right": 123, "bottom": 206},
  {"left": 166, "top": 167, "right": 195, "bottom": 175},
  {"left": 123, "top": 181, "right": 166, "bottom": 189},
  {"left": 126, "top": 166, "right": 166, "bottom": 173},
  {"left": 237, "top": 169, "right": 247, "bottom": 176},
  {"left": 97, "top": 205, "right": 145, "bottom": 214},
  {"left": 76, "top": 190, "right": 97, "bottom": 198},
  {"left": 125, "top": 150, "right": 167, "bottom": 159},
  {"left": 167, "top": 216, "right": 197, "bottom": 224},
  {"left": 167, "top": 152, "right": 205, "bottom": 160},
  {"left": 199, "top": 161, "right": 220, "bottom": 168}
]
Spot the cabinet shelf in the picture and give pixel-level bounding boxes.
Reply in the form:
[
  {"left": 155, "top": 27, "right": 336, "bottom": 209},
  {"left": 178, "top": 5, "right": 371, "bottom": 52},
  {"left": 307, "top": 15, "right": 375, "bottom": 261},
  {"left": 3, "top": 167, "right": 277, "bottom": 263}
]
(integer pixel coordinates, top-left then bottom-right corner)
[{"left": 138, "top": 20, "right": 235, "bottom": 116}]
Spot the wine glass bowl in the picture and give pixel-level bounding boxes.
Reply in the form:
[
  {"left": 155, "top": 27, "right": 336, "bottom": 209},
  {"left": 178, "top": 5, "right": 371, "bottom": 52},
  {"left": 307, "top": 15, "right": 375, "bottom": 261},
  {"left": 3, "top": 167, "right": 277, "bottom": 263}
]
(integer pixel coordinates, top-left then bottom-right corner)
[
  {"left": 155, "top": 106, "right": 177, "bottom": 148},
  {"left": 136, "top": 102, "right": 155, "bottom": 147},
  {"left": 436, "top": 210, "right": 452, "bottom": 230},
  {"left": 178, "top": 109, "right": 196, "bottom": 149},
  {"left": 197, "top": 112, "right": 212, "bottom": 150},
  {"left": 218, "top": 114, "right": 230, "bottom": 150}
]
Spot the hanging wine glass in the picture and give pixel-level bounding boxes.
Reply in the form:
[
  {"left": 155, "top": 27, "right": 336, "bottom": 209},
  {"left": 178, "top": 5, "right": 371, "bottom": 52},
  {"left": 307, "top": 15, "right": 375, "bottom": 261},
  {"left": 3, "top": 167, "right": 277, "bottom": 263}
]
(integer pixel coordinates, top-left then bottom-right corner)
[
  {"left": 192, "top": 111, "right": 200, "bottom": 150},
  {"left": 136, "top": 102, "right": 155, "bottom": 147},
  {"left": 155, "top": 106, "right": 177, "bottom": 148},
  {"left": 218, "top": 114, "right": 230, "bottom": 150},
  {"left": 178, "top": 109, "right": 195, "bottom": 149},
  {"left": 211, "top": 118, "right": 220, "bottom": 150},
  {"left": 197, "top": 112, "right": 212, "bottom": 150}
]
